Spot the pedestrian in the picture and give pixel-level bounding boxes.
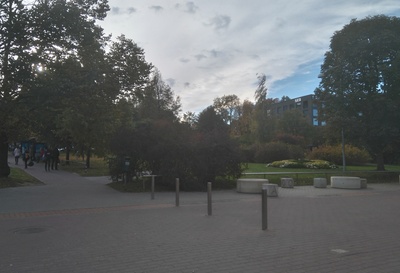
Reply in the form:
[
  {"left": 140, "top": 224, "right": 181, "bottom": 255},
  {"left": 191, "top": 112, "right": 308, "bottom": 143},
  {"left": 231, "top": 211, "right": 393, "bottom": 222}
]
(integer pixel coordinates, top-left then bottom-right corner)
[
  {"left": 44, "top": 147, "right": 52, "bottom": 172},
  {"left": 14, "top": 146, "right": 21, "bottom": 165},
  {"left": 24, "top": 149, "right": 30, "bottom": 169},
  {"left": 39, "top": 147, "right": 45, "bottom": 162},
  {"left": 51, "top": 146, "right": 60, "bottom": 170}
]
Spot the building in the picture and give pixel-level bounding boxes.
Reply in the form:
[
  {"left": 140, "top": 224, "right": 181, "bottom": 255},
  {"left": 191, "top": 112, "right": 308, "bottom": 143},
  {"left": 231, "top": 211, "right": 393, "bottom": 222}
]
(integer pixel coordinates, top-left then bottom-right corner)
[{"left": 267, "top": 94, "right": 324, "bottom": 126}]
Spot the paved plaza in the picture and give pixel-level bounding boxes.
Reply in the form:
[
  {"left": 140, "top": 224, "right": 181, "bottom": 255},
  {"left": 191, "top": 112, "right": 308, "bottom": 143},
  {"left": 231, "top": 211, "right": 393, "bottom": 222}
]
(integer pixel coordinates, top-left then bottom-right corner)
[{"left": 1, "top": 157, "right": 400, "bottom": 272}]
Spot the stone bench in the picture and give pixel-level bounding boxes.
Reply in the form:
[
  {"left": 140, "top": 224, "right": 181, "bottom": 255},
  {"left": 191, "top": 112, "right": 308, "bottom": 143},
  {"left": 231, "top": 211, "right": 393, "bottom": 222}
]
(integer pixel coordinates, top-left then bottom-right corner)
[
  {"left": 313, "top": 178, "right": 327, "bottom": 188},
  {"left": 262, "top": 183, "right": 279, "bottom": 197},
  {"left": 280, "top": 177, "right": 294, "bottom": 188},
  {"left": 330, "top": 176, "right": 367, "bottom": 189},
  {"left": 237, "top": 179, "right": 278, "bottom": 196}
]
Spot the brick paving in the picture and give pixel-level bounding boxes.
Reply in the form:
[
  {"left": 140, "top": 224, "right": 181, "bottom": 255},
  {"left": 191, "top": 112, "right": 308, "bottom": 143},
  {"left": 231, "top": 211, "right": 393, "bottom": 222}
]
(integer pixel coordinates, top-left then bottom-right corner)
[{"left": 1, "top": 156, "right": 400, "bottom": 272}]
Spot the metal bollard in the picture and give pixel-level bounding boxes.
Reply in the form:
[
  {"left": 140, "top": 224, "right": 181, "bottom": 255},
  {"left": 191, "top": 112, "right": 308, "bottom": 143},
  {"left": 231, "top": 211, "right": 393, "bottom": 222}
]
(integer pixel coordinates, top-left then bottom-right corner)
[
  {"left": 151, "top": 176, "right": 155, "bottom": 200},
  {"left": 176, "top": 178, "right": 180, "bottom": 207},
  {"left": 262, "top": 188, "right": 268, "bottom": 230},
  {"left": 207, "top": 182, "right": 212, "bottom": 216}
]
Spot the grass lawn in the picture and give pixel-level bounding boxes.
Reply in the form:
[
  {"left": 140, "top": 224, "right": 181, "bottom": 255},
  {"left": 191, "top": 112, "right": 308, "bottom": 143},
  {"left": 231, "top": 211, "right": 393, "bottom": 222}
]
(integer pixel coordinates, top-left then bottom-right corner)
[
  {"left": 59, "top": 155, "right": 110, "bottom": 176},
  {"left": 242, "top": 163, "right": 400, "bottom": 185},
  {"left": 242, "top": 162, "right": 400, "bottom": 173},
  {"left": 0, "top": 167, "right": 44, "bottom": 188}
]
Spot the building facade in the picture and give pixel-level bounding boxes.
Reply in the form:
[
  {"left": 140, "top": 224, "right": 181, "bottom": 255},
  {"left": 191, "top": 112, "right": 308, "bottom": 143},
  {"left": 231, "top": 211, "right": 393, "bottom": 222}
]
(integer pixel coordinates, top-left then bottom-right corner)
[{"left": 267, "top": 94, "right": 324, "bottom": 126}]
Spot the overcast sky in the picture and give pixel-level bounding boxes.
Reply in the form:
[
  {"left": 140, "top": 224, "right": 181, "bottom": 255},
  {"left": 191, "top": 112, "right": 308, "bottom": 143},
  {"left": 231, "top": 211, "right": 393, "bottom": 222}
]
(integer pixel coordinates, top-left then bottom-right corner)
[{"left": 99, "top": 0, "right": 400, "bottom": 114}]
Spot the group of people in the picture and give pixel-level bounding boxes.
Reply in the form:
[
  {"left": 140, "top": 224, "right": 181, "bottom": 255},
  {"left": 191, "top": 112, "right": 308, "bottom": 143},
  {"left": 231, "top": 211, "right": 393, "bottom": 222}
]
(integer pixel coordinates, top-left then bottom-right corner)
[
  {"left": 13, "top": 145, "right": 60, "bottom": 171},
  {"left": 40, "top": 146, "right": 60, "bottom": 171}
]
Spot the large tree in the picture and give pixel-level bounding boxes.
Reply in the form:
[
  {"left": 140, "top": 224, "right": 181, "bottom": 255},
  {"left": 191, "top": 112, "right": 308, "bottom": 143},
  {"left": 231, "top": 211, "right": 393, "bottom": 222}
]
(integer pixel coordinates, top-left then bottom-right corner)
[
  {"left": 0, "top": 0, "right": 30, "bottom": 176},
  {"left": 213, "top": 94, "right": 241, "bottom": 126},
  {"left": 106, "top": 34, "right": 152, "bottom": 102},
  {"left": 193, "top": 106, "right": 242, "bottom": 184},
  {"left": 316, "top": 15, "right": 400, "bottom": 170},
  {"left": 0, "top": 0, "right": 110, "bottom": 176}
]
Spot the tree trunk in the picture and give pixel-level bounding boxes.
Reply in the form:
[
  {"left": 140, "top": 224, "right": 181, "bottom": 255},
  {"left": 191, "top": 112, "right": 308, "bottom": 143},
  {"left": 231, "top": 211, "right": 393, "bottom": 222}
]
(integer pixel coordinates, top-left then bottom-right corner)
[
  {"left": 376, "top": 151, "right": 385, "bottom": 171},
  {"left": 65, "top": 144, "right": 70, "bottom": 165},
  {"left": 86, "top": 148, "right": 91, "bottom": 169},
  {"left": 0, "top": 132, "right": 11, "bottom": 177}
]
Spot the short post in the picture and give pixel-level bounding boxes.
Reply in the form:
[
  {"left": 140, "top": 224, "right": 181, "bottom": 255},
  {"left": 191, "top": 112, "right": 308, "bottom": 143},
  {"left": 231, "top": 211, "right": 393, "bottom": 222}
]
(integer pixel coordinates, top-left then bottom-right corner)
[
  {"left": 175, "top": 178, "right": 180, "bottom": 207},
  {"left": 262, "top": 188, "right": 268, "bottom": 230},
  {"left": 207, "top": 182, "right": 212, "bottom": 216},
  {"left": 151, "top": 176, "right": 155, "bottom": 200}
]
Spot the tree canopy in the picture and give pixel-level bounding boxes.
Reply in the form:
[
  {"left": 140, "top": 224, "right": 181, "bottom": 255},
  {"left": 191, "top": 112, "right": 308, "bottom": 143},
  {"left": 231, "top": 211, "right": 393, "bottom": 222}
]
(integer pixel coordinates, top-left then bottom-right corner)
[{"left": 315, "top": 15, "right": 400, "bottom": 170}]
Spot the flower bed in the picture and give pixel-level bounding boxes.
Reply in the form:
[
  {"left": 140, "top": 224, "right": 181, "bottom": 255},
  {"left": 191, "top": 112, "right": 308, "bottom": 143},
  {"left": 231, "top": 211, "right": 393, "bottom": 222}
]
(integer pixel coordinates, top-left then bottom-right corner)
[{"left": 266, "top": 159, "right": 338, "bottom": 169}]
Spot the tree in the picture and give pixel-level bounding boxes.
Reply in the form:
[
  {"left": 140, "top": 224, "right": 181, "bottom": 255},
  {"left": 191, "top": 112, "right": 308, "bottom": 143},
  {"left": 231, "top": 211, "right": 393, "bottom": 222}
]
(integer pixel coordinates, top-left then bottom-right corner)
[
  {"left": 106, "top": 35, "right": 153, "bottom": 102},
  {"left": 254, "top": 73, "right": 268, "bottom": 105},
  {"left": 213, "top": 94, "right": 241, "bottom": 126},
  {"left": 138, "top": 69, "right": 181, "bottom": 120},
  {"left": 26, "top": 0, "right": 111, "bottom": 168},
  {"left": 232, "top": 99, "right": 254, "bottom": 142},
  {"left": 193, "top": 106, "right": 242, "bottom": 183},
  {"left": 0, "top": 0, "right": 111, "bottom": 176},
  {"left": 316, "top": 15, "right": 400, "bottom": 170},
  {"left": 276, "top": 109, "right": 312, "bottom": 145},
  {"left": 0, "top": 0, "right": 30, "bottom": 176}
]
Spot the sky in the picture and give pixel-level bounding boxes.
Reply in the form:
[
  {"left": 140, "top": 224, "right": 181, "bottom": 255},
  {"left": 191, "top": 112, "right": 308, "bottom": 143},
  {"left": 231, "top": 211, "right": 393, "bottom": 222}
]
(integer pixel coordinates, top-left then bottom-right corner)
[{"left": 98, "top": 0, "right": 400, "bottom": 114}]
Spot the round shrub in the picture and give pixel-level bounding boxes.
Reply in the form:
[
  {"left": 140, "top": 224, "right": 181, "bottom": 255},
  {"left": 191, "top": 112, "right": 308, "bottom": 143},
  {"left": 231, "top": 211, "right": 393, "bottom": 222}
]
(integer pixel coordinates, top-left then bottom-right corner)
[{"left": 308, "top": 144, "right": 371, "bottom": 165}]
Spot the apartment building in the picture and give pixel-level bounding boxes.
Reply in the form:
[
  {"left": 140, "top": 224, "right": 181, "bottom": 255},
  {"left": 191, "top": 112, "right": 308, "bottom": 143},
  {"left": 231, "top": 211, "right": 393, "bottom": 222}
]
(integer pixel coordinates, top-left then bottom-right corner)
[{"left": 267, "top": 94, "right": 324, "bottom": 126}]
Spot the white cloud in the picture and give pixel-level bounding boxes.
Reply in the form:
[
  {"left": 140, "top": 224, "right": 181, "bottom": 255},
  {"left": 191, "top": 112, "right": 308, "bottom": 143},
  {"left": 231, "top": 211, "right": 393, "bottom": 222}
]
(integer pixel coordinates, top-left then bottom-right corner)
[{"left": 100, "top": 0, "right": 400, "bottom": 113}]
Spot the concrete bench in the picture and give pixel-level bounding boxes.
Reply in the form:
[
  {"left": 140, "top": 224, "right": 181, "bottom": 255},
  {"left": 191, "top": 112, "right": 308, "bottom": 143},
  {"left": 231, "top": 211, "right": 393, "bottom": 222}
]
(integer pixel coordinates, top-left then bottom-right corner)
[
  {"left": 313, "top": 178, "right": 327, "bottom": 188},
  {"left": 237, "top": 178, "right": 269, "bottom": 193},
  {"left": 330, "top": 176, "right": 367, "bottom": 189},
  {"left": 280, "top": 177, "right": 294, "bottom": 188},
  {"left": 262, "top": 183, "right": 279, "bottom": 197}
]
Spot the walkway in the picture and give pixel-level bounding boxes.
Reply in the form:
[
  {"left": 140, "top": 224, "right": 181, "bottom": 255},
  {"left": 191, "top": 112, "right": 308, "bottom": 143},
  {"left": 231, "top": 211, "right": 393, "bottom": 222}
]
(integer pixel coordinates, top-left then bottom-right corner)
[{"left": 1, "top": 156, "right": 400, "bottom": 272}]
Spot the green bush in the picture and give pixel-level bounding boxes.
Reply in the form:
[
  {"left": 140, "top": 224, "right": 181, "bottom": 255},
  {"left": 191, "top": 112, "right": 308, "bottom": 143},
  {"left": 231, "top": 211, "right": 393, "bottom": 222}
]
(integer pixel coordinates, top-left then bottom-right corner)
[
  {"left": 308, "top": 144, "right": 371, "bottom": 165},
  {"left": 254, "top": 142, "right": 304, "bottom": 163},
  {"left": 267, "top": 159, "right": 337, "bottom": 169}
]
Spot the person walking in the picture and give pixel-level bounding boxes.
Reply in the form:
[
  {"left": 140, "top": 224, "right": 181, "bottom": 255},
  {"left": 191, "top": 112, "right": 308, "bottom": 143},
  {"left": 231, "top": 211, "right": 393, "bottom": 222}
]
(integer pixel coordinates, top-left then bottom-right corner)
[
  {"left": 44, "top": 147, "right": 52, "bottom": 172},
  {"left": 14, "top": 146, "right": 21, "bottom": 165},
  {"left": 51, "top": 147, "right": 60, "bottom": 170},
  {"left": 23, "top": 149, "right": 30, "bottom": 169}
]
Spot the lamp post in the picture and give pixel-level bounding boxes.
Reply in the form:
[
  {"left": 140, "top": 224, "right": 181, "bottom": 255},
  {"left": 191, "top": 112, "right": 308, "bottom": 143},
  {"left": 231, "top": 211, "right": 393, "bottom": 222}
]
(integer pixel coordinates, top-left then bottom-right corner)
[{"left": 341, "top": 127, "right": 346, "bottom": 172}]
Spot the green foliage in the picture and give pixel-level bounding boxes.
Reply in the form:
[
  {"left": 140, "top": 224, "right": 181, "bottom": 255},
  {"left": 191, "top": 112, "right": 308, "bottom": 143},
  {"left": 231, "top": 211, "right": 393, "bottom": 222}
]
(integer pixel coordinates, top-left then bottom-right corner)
[
  {"left": 0, "top": 167, "right": 43, "bottom": 188},
  {"left": 213, "top": 94, "right": 241, "bottom": 125},
  {"left": 308, "top": 144, "right": 372, "bottom": 165},
  {"left": 267, "top": 159, "right": 338, "bottom": 169},
  {"left": 316, "top": 15, "right": 400, "bottom": 170},
  {"left": 253, "top": 142, "right": 304, "bottom": 163},
  {"left": 59, "top": 155, "right": 110, "bottom": 176}
]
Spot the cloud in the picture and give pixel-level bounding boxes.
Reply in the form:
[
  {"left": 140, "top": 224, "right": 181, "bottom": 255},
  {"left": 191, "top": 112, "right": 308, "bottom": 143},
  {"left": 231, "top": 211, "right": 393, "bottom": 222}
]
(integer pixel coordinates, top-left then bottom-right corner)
[
  {"left": 149, "top": 5, "right": 163, "bottom": 12},
  {"left": 110, "top": 6, "right": 136, "bottom": 15},
  {"left": 166, "top": 78, "right": 176, "bottom": 87},
  {"left": 176, "top": 2, "right": 199, "bottom": 14},
  {"left": 185, "top": 2, "right": 199, "bottom": 13},
  {"left": 100, "top": 0, "right": 400, "bottom": 114},
  {"left": 206, "top": 15, "right": 231, "bottom": 30},
  {"left": 180, "top": 58, "right": 190, "bottom": 63},
  {"left": 110, "top": 6, "right": 120, "bottom": 14},
  {"left": 127, "top": 7, "right": 137, "bottom": 14},
  {"left": 194, "top": 54, "right": 207, "bottom": 61}
]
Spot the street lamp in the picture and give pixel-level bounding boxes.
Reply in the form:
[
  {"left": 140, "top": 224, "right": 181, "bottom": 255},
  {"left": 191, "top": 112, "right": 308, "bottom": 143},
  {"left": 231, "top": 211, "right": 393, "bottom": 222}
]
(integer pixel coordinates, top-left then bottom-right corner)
[{"left": 341, "top": 128, "right": 346, "bottom": 172}]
